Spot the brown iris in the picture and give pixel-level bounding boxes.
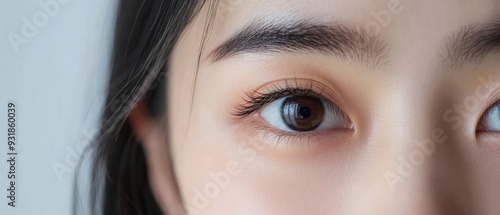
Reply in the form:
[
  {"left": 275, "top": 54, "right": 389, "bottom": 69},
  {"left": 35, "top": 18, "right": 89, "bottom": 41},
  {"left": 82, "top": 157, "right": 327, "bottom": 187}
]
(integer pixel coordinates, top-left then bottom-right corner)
[{"left": 281, "top": 95, "right": 325, "bottom": 131}]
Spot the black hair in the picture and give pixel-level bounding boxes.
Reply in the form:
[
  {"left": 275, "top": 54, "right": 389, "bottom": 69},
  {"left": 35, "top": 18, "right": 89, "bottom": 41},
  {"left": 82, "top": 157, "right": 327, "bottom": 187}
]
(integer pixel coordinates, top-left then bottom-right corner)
[{"left": 80, "top": 0, "right": 219, "bottom": 214}]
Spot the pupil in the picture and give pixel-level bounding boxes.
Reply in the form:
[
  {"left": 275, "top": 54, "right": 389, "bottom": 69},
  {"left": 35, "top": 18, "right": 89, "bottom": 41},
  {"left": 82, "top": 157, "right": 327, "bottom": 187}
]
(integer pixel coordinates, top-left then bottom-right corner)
[{"left": 299, "top": 106, "right": 311, "bottom": 118}]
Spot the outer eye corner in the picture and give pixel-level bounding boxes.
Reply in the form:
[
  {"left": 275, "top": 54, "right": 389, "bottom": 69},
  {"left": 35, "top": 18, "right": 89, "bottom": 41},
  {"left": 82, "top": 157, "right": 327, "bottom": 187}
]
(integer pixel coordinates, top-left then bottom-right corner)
[{"left": 479, "top": 102, "right": 500, "bottom": 133}]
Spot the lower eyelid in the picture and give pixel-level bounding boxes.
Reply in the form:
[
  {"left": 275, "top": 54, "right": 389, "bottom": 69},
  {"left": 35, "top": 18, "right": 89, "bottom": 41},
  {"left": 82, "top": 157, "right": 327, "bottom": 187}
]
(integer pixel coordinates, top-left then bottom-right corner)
[
  {"left": 237, "top": 119, "right": 354, "bottom": 153},
  {"left": 242, "top": 112, "right": 353, "bottom": 146},
  {"left": 243, "top": 120, "right": 328, "bottom": 146}
]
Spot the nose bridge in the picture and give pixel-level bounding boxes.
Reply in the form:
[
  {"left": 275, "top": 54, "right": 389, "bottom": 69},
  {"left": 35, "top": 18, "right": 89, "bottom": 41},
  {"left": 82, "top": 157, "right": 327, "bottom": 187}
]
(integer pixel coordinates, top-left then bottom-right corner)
[
  {"left": 366, "top": 83, "right": 444, "bottom": 214},
  {"left": 369, "top": 77, "right": 439, "bottom": 156}
]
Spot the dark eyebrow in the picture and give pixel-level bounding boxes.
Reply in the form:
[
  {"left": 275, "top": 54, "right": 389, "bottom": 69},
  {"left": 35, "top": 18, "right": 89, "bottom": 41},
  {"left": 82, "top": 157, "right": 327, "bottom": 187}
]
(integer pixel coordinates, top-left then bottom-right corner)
[
  {"left": 444, "top": 21, "right": 500, "bottom": 68},
  {"left": 209, "top": 19, "right": 387, "bottom": 68}
]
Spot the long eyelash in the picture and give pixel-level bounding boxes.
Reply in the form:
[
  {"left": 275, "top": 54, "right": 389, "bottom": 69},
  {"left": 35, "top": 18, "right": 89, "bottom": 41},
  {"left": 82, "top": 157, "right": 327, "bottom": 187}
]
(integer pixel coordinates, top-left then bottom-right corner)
[{"left": 232, "top": 80, "right": 330, "bottom": 117}]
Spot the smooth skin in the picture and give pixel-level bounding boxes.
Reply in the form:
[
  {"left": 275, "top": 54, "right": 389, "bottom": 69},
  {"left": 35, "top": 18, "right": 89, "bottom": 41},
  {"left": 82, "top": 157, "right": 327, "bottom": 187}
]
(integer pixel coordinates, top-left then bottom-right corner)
[{"left": 130, "top": 0, "right": 500, "bottom": 214}]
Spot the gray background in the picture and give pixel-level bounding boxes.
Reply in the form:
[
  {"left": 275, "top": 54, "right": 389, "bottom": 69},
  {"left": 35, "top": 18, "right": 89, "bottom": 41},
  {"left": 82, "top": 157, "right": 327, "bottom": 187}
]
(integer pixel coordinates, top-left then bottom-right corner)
[{"left": 0, "top": 0, "right": 116, "bottom": 214}]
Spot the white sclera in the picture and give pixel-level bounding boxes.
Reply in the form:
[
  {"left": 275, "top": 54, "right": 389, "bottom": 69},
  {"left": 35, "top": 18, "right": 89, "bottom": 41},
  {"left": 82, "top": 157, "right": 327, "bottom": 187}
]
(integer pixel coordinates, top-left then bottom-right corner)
[{"left": 484, "top": 105, "right": 500, "bottom": 131}]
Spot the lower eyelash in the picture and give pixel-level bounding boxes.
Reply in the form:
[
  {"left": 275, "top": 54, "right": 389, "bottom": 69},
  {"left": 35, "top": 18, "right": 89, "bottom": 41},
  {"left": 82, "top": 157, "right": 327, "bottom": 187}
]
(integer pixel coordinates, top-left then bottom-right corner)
[{"left": 244, "top": 121, "right": 325, "bottom": 147}]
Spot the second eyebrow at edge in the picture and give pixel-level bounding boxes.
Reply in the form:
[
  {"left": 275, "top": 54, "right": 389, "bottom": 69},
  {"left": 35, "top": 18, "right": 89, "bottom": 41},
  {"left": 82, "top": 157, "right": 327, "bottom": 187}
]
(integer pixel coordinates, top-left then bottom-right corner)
[
  {"left": 444, "top": 21, "right": 500, "bottom": 69},
  {"left": 209, "top": 19, "right": 388, "bottom": 68}
]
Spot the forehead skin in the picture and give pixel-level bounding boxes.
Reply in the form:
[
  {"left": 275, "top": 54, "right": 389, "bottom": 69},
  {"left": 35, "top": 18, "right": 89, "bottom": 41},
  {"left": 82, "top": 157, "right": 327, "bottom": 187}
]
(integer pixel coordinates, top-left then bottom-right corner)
[
  {"left": 167, "top": 1, "right": 500, "bottom": 215},
  {"left": 206, "top": 0, "right": 500, "bottom": 66}
]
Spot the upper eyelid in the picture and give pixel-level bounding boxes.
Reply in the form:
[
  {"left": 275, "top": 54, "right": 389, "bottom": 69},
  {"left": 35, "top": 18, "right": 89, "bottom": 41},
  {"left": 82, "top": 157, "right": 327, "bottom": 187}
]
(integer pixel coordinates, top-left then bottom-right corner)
[
  {"left": 233, "top": 88, "right": 323, "bottom": 117},
  {"left": 232, "top": 79, "right": 345, "bottom": 118}
]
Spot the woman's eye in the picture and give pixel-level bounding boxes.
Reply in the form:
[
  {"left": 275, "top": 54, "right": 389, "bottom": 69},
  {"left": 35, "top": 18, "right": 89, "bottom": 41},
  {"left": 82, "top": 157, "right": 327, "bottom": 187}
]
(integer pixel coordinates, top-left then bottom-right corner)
[
  {"left": 259, "top": 95, "right": 348, "bottom": 132},
  {"left": 480, "top": 102, "right": 500, "bottom": 132}
]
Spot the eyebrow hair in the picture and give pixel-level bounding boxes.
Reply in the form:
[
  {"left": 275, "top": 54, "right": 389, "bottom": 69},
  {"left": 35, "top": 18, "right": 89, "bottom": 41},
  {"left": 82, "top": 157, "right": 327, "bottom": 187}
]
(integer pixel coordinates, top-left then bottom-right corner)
[
  {"left": 444, "top": 21, "right": 500, "bottom": 68},
  {"left": 209, "top": 19, "right": 388, "bottom": 68}
]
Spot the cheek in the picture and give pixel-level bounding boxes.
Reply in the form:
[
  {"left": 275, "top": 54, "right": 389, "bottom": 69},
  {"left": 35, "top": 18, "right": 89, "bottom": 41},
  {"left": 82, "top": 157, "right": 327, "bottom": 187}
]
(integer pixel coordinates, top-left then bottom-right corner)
[{"left": 172, "top": 103, "right": 385, "bottom": 214}]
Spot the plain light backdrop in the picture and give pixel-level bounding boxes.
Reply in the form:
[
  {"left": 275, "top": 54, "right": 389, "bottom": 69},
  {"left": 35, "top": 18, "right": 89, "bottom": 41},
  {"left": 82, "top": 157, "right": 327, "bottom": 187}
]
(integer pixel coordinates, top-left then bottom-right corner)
[{"left": 0, "top": 0, "right": 117, "bottom": 214}]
